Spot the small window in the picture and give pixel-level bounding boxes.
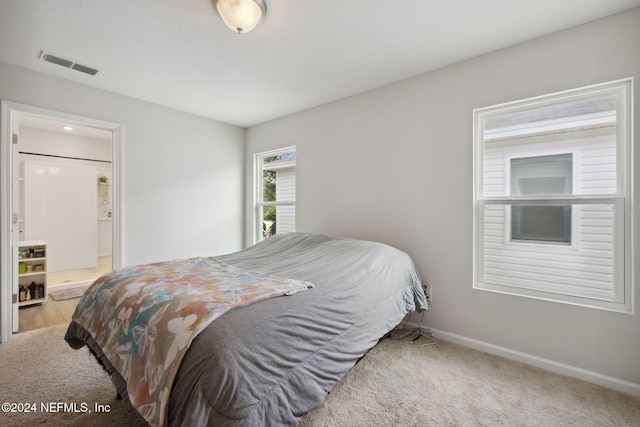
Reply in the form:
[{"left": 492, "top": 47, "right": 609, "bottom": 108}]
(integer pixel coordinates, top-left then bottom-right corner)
[
  {"left": 255, "top": 147, "right": 296, "bottom": 242},
  {"left": 510, "top": 154, "right": 572, "bottom": 244},
  {"left": 473, "top": 79, "right": 633, "bottom": 312}
]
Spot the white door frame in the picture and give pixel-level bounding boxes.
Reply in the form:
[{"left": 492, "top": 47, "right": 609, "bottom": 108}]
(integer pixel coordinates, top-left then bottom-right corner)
[{"left": 0, "top": 101, "right": 123, "bottom": 343}]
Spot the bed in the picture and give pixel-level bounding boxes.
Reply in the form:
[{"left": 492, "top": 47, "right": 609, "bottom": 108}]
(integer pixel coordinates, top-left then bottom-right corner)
[{"left": 65, "top": 232, "right": 427, "bottom": 426}]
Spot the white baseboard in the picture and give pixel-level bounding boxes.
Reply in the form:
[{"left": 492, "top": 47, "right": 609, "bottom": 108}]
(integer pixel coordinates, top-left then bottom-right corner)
[{"left": 404, "top": 322, "right": 640, "bottom": 397}]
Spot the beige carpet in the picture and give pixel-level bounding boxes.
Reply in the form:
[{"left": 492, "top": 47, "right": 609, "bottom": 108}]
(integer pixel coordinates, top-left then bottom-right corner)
[{"left": 1, "top": 325, "right": 638, "bottom": 426}]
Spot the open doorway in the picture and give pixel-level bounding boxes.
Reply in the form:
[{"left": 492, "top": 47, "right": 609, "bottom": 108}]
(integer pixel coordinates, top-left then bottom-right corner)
[
  {"left": 17, "top": 116, "right": 112, "bottom": 332},
  {"left": 0, "top": 102, "right": 122, "bottom": 341}
]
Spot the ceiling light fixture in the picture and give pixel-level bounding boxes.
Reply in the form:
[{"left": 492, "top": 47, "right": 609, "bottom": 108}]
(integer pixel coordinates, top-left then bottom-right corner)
[{"left": 213, "top": 0, "right": 267, "bottom": 34}]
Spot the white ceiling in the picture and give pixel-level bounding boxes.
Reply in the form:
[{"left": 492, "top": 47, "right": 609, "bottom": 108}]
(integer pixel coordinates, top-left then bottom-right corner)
[{"left": 1, "top": 0, "right": 639, "bottom": 128}]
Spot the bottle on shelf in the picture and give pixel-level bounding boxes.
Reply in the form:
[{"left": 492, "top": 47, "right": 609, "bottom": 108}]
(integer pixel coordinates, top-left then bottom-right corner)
[{"left": 18, "top": 241, "right": 47, "bottom": 306}]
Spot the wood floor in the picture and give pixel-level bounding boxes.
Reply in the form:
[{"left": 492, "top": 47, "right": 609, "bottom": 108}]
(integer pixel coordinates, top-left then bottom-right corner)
[
  {"left": 48, "top": 256, "right": 112, "bottom": 286},
  {"left": 18, "top": 295, "right": 79, "bottom": 333}
]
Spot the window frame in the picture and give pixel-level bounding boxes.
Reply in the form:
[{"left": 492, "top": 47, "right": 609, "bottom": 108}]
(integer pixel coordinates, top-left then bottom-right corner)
[
  {"left": 254, "top": 146, "right": 296, "bottom": 244},
  {"left": 473, "top": 79, "right": 633, "bottom": 313}
]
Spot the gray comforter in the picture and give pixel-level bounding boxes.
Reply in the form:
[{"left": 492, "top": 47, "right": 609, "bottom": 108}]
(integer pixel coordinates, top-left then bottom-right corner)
[{"left": 65, "top": 232, "right": 427, "bottom": 426}]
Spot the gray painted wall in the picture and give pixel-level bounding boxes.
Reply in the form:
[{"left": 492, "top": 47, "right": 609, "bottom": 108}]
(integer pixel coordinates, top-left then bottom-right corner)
[
  {"left": 0, "top": 61, "right": 246, "bottom": 266},
  {"left": 246, "top": 9, "right": 640, "bottom": 386}
]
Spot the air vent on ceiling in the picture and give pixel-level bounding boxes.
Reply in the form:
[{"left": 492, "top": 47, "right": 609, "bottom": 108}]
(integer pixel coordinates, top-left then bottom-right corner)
[{"left": 39, "top": 51, "right": 100, "bottom": 76}]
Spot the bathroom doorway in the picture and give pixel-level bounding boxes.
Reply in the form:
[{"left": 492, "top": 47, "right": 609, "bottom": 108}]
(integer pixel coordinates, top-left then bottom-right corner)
[
  {"left": 19, "top": 116, "right": 113, "bottom": 287},
  {"left": 0, "top": 102, "right": 122, "bottom": 341}
]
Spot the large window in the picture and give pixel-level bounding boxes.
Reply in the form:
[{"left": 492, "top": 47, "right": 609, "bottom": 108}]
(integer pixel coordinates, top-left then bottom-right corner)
[
  {"left": 255, "top": 147, "right": 296, "bottom": 242},
  {"left": 473, "top": 79, "right": 633, "bottom": 312}
]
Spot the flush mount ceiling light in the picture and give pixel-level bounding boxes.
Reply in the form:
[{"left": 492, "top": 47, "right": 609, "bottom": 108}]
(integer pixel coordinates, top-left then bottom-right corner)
[{"left": 213, "top": 0, "right": 267, "bottom": 34}]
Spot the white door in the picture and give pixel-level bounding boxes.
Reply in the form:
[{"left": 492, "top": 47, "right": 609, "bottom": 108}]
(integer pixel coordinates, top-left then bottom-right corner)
[{"left": 11, "top": 113, "right": 20, "bottom": 332}]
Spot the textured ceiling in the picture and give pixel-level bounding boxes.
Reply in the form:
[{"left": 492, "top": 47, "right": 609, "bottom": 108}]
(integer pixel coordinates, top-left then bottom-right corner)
[{"left": 0, "top": 0, "right": 639, "bottom": 128}]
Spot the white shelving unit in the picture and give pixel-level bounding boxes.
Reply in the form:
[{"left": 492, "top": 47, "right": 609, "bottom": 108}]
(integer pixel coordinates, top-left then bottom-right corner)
[{"left": 18, "top": 240, "right": 47, "bottom": 306}]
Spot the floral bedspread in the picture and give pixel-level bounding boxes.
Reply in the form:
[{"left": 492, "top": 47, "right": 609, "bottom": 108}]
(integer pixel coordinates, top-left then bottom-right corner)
[{"left": 72, "top": 257, "right": 314, "bottom": 426}]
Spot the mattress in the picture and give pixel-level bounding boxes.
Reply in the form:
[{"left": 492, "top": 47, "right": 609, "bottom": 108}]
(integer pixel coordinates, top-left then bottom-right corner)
[{"left": 65, "top": 232, "right": 427, "bottom": 426}]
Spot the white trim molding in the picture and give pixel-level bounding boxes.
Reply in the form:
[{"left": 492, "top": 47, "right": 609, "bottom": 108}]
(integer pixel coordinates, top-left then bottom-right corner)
[
  {"left": 406, "top": 323, "right": 640, "bottom": 397},
  {"left": 0, "top": 102, "right": 14, "bottom": 342},
  {"left": 0, "top": 101, "right": 123, "bottom": 343}
]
